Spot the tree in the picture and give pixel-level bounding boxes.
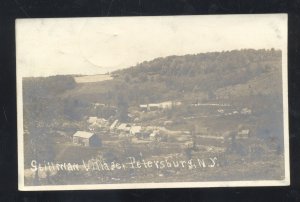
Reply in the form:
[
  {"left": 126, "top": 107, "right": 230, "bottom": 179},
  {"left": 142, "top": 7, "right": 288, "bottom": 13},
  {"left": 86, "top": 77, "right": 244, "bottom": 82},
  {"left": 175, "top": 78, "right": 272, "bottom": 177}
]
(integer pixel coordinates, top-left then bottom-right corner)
[
  {"left": 124, "top": 74, "right": 131, "bottom": 83},
  {"left": 116, "top": 94, "right": 129, "bottom": 122}
]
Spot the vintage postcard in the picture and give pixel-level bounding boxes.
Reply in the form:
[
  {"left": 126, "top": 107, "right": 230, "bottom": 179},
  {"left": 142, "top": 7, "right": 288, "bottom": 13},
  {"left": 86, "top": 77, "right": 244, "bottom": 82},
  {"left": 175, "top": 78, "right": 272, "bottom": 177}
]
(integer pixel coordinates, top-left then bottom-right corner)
[{"left": 16, "top": 14, "right": 289, "bottom": 191}]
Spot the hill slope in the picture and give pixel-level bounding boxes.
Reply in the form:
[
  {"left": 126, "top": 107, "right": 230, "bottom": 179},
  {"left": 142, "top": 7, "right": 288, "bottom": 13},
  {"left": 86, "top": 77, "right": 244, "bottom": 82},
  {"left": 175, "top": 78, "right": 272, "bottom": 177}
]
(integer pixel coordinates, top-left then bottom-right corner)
[
  {"left": 60, "top": 49, "right": 282, "bottom": 105},
  {"left": 23, "top": 49, "right": 283, "bottom": 123}
]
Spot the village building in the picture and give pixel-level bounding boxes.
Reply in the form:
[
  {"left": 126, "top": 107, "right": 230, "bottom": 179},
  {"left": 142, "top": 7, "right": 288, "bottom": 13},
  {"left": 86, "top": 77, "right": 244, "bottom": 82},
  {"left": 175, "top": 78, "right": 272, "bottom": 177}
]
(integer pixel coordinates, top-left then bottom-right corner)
[
  {"left": 94, "top": 103, "right": 106, "bottom": 108},
  {"left": 117, "top": 123, "right": 131, "bottom": 133},
  {"left": 148, "top": 104, "right": 160, "bottom": 111},
  {"left": 163, "top": 120, "right": 173, "bottom": 126},
  {"left": 87, "top": 117, "right": 108, "bottom": 125},
  {"left": 237, "top": 129, "right": 250, "bottom": 139},
  {"left": 109, "top": 120, "right": 119, "bottom": 131},
  {"left": 241, "top": 108, "right": 252, "bottom": 115},
  {"left": 139, "top": 104, "right": 148, "bottom": 111},
  {"left": 72, "top": 131, "right": 100, "bottom": 147},
  {"left": 139, "top": 101, "right": 182, "bottom": 111},
  {"left": 88, "top": 117, "right": 109, "bottom": 132},
  {"left": 130, "top": 126, "right": 142, "bottom": 136},
  {"left": 149, "top": 130, "right": 161, "bottom": 141},
  {"left": 158, "top": 101, "right": 173, "bottom": 109},
  {"left": 217, "top": 109, "right": 224, "bottom": 113},
  {"left": 87, "top": 116, "right": 98, "bottom": 124}
]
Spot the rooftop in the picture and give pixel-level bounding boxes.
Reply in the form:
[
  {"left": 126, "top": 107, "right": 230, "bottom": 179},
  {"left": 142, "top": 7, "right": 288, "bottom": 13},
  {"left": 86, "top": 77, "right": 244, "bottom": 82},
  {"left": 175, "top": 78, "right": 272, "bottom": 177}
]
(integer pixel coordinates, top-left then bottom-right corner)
[
  {"left": 118, "top": 123, "right": 131, "bottom": 130},
  {"left": 130, "top": 126, "right": 142, "bottom": 133},
  {"left": 73, "top": 131, "right": 94, "bottom": 139}
]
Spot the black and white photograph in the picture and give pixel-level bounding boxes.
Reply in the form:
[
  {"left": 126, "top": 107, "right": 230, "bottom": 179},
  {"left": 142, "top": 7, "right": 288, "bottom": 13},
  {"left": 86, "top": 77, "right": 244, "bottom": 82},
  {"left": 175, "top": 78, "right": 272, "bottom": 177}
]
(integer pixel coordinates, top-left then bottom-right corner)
[{"left": 16, "top": 14, "right": 289, "bottom": 191}]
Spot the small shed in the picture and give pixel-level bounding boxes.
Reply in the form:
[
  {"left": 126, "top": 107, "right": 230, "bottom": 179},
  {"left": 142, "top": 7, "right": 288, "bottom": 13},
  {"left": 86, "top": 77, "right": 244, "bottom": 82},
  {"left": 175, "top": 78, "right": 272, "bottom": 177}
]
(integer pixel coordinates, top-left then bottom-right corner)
[
  {"left": 237, "top": 129, "right": 250, "bottom": 139},
  {"left": 73, "top": 131, "right": 100, "bottom": 147}
]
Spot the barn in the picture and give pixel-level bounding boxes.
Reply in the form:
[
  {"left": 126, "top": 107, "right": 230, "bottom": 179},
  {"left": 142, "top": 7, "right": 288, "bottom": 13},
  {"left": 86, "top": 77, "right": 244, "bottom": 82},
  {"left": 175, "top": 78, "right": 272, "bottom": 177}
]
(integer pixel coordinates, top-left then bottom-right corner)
[{"left": 72, "top": 131, "right": 100, "bottom": 147}]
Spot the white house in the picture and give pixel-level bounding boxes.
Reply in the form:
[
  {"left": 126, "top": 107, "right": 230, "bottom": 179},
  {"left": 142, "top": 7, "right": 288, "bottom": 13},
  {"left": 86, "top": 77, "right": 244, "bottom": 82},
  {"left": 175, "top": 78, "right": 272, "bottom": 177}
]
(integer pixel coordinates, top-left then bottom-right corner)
[
  {"left": 237, "top": 129, "right": 250, "bottom": 139},
  {"left": 117, "top": 123, "right": 131, "bottom": 133},
  {"left": 94, "top": 103, "right": 105, "bottom": 107},
  {"left": 130, "top": 126, "right": 142, "bottom": 136},
  {"left": 241, "top": 108, "right": 252, "bottom": 115},
  {"left": 87, "top": 116, "right": 98, "bottom": 124},
  {"left": 217, "top": 109, "right": 224, "bottom": 113},
  {"left": 88, "top": 118, "right": 109, "bottom": 131},
  {"left": 139, "top": 104, "right": 148, "bottom": 111}
]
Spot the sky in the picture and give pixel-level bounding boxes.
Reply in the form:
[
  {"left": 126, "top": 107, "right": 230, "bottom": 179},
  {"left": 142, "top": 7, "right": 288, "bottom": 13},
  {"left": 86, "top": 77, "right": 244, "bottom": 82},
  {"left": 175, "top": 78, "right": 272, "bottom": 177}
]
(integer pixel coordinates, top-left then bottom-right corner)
[{"left": 16, "top": 14, "right": 287, "bottom": 77}]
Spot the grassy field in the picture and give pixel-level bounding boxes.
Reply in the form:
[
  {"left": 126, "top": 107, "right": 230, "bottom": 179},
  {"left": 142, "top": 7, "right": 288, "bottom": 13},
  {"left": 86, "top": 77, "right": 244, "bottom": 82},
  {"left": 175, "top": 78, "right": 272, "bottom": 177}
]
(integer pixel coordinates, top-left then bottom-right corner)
[{"left": 74, "top": 74, "right": 113, "bottom": 83}]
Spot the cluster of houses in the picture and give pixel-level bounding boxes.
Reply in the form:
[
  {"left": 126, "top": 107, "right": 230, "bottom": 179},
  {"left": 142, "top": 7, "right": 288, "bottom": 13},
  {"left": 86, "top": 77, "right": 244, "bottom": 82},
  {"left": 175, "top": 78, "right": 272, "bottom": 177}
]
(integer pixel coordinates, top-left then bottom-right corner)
[
  {"left": 139, "top": 101, "right": 182, "bottom": 111},
  {"left": 72, "top": 115, "right": 252, "bottom": 148},
  {"left": 71, "top": 101, "right": 253, "bottom": 147},
  {"left": 109, "top": 120, "right": 164, "bottom": 141},
  {"left": 72, "top": 116, "right": 166, "bottom": 147},
  {"left": 87, "top": 116, "right": 109, "bottom": 131},
  {"left": 187, "top": 102, "right": 252, "bottom": 118}
]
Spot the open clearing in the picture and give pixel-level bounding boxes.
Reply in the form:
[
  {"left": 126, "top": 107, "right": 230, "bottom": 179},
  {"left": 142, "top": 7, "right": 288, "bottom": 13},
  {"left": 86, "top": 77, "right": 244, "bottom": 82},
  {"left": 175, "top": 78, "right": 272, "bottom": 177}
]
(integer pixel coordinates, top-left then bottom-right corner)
[{"left": 74, "top": 74, "right": 113, "bottom": 83}]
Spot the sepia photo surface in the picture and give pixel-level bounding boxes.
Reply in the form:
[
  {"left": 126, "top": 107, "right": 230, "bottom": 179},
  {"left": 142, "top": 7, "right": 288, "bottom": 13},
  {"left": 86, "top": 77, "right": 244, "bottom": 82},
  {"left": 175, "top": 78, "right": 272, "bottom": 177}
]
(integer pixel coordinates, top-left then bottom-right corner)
[{"left": 17, "top": 14, "right": 289, "bottom": 191}]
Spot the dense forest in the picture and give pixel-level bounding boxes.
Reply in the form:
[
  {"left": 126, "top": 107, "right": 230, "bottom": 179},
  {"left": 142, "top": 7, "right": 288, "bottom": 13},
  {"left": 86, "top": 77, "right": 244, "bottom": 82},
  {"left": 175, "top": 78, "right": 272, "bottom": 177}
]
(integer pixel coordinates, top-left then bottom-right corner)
[{"left": 115, "top": 49, "right": 282, "bottom": 101}]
